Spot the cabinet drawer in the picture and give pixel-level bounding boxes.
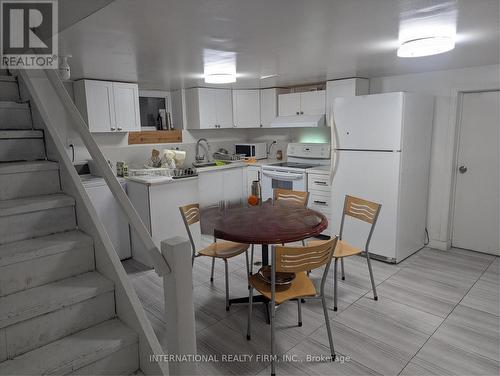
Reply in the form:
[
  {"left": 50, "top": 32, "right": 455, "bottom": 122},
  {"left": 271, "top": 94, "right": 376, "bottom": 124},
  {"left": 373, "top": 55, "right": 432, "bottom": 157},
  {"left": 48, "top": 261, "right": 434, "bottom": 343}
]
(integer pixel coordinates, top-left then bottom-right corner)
[
  {"left": 308, "top": 174, "right": 330, "bottom": 192},
  {"left": 309, "top": 193, "right": 332, "bottom": 213}
]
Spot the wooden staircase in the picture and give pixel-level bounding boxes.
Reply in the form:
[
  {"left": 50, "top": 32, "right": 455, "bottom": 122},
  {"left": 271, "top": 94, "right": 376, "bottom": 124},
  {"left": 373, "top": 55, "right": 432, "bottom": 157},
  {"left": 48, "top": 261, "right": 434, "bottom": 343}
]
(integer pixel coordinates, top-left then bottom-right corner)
[{"left": 0, "top": 74, "right": 141, "bottom": 375}]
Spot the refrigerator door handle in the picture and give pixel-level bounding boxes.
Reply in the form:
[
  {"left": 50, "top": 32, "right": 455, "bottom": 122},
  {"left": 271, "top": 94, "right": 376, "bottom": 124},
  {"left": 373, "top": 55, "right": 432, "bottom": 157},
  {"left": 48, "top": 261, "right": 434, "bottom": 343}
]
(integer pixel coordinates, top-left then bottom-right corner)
[{"left": 329, "top": 105, "right": 340, "bottom": 185}]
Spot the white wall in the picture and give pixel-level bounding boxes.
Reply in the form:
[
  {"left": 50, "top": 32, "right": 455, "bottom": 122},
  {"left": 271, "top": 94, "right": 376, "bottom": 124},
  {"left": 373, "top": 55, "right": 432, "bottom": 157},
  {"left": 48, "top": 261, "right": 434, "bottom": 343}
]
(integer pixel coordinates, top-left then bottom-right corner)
[{"left": 369, "top": 64, "right": 500, "bottom": 250}]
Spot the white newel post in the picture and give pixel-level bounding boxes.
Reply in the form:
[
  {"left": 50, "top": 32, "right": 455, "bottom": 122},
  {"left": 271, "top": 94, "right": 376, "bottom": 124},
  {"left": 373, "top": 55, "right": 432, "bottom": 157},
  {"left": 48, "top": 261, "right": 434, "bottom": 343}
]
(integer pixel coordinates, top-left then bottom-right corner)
[{"left": 161, "top": 237, "right": 197, "bottom": 375}]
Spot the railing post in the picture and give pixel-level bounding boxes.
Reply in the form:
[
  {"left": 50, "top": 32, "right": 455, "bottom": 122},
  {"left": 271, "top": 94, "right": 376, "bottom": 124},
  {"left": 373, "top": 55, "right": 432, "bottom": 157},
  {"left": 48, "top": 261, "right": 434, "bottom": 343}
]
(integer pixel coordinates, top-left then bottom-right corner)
[{"left": 161, "top": 237, "right": 197, "bottom": 376}]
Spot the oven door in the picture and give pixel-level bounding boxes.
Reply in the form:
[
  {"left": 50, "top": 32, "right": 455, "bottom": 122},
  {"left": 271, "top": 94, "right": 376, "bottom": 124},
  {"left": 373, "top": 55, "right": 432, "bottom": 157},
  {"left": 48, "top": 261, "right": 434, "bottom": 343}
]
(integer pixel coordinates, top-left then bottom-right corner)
[{"left": 261, "top": 169, "right": 306, "bottom": 200}]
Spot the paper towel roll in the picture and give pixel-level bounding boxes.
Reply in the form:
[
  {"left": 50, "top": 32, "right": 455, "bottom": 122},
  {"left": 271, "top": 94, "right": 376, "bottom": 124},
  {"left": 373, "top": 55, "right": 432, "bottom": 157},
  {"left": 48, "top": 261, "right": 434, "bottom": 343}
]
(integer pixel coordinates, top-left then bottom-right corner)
[
  {"left": 163, "top": 149, "right": 186, "bottom": 168},
  {"left": 173, "top": 150, "right": 186, "bottom": 168}
]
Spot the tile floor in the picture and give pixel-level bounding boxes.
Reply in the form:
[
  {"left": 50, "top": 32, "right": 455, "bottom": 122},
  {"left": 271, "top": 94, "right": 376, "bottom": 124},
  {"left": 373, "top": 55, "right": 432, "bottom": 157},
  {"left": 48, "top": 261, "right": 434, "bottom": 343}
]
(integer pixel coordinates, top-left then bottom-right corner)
[{"left": 124, "top": 242, "right": 499, "bottom": 376}]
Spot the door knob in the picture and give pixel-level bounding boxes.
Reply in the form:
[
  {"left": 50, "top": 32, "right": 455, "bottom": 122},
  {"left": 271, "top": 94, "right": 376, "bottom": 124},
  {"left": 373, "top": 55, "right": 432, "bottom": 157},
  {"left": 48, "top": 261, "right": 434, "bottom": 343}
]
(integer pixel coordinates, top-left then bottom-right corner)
[{"left": 459, "top": 165, "right": 467, "bottom": 174}]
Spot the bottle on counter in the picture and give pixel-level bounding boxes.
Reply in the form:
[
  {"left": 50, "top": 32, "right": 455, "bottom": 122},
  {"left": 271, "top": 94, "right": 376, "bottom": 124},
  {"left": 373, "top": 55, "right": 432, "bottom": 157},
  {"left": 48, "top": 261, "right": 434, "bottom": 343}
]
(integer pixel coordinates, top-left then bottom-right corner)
[{"left": 276, "top": 150, "right": 283, "bottom": 160}]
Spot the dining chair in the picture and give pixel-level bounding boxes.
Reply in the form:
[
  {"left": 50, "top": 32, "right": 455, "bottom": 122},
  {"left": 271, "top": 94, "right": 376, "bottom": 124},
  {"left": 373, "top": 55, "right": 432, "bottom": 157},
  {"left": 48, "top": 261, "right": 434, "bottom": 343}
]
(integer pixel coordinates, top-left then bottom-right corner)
[
  {"left": 179, "top": 203, "right": 250, "bottom": 311},
  {"left": 246, "top": 237, "right": 338, "bottom": 375},
  {"left": 273, "top": 188, "right": 309, "bottom": 208},
  {"left": 309, "top": 195, "right": 381, "bottom": 311},
  {"left": 246, "top": 189, "right": 311, "bottom": 278},
  {"left": 273, "top": 188, "right": 309, "bottom": 247}
]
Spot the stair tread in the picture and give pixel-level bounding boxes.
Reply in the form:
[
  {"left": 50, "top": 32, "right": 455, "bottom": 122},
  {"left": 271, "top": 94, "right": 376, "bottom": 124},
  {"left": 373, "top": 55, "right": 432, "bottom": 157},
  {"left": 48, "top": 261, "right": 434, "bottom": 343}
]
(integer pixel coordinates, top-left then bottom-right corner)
[
  {"left": 0, "top": 271, "right": 113, "bottom": 328},
  {"left": 0, "top": 230, "right": 92, "bottom": 268},
  {"left": 0, "top": 130, "right": 42, "bottom": 139},
  {"left": 0, "top": 76, "right": 16, "bottom": 82},
  {"left": 0, "top": 193, "right": 75, "bottom": 217},
  {"left": 0, "top": 319, "right": 137, "bottom": 375},
  {"left": 0, "top": 101, "right": 28, "bottom": 109},
  {"left": 0, "top": 160, "right": 58, "bottom": 174}
]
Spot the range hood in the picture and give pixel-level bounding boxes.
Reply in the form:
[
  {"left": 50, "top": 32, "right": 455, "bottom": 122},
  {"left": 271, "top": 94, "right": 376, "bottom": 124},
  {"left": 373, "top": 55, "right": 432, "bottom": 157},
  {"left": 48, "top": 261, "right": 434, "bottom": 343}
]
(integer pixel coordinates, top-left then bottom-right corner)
[{"left": 271, "top": 114, "right": 326, "bottom": 128}]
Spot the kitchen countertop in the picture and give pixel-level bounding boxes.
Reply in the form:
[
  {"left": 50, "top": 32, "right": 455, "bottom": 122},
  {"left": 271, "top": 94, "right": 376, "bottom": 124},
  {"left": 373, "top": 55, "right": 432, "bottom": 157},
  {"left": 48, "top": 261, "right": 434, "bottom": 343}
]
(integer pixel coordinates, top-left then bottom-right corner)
[
  {"left": 125, "top": 175, "right": 198, "bottom": 186},
  {"left": 122, "top": 158, "right": 287, "bottom": 185},
  {"left": 195, "top": 158, "right": 283, "bottom": 172},
  {"left": 306, "top": 165, "right": 331, "bottom": 175}
]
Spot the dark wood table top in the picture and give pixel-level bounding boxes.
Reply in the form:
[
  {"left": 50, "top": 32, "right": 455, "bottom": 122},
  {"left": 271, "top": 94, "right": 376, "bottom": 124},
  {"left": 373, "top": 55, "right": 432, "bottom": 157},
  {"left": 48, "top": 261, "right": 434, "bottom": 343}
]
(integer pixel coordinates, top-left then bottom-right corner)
[{"left": 211, "top": 202, "right": 328, "bottom": 244}]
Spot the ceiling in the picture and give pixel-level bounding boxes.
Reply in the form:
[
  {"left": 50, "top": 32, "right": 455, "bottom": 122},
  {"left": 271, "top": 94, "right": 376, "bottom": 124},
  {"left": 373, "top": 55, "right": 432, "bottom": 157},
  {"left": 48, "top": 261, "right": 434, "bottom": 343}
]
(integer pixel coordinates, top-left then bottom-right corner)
[{"left": 58, "top": 0, "right": 500, "bottom": 90}]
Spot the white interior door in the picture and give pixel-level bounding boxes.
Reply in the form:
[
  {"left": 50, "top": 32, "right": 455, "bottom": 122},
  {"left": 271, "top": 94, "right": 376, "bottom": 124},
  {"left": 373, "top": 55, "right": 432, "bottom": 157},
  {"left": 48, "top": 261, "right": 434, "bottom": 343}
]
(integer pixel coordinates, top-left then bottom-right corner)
[{"left": 452, "top": 91, "right": 500, "bottom": 255}]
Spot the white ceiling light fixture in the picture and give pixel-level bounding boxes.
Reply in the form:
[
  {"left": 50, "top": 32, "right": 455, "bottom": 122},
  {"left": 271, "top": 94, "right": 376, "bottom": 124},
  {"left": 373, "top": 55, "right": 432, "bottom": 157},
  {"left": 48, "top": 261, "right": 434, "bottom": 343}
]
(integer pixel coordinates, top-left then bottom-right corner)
[
  {"left": 397, "top": 36, "right": 455, "bottom": 57},
  {"left": 203, "top": 48, "right": 237, "bottom": 84},
  {"left": 397, "top": 0, "right": 457, "bottom": 58},
  {"left": 205, "top": 73, "right": 237, "bottom": 84}
]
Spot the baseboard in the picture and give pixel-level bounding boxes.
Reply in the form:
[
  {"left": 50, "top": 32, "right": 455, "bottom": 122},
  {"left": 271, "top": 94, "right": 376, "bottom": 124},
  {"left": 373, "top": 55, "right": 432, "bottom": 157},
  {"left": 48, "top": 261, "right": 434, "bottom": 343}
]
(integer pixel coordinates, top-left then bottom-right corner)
[{"left": 428, "top": 239, "right": 451, "bottom": 251}]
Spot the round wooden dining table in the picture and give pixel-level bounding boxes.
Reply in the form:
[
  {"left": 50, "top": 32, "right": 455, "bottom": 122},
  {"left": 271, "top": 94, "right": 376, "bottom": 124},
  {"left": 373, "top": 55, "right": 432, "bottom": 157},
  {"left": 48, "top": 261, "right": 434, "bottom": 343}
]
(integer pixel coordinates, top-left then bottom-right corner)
[{"left": 210, "top": 201, "right": 328, "bottom": 321}]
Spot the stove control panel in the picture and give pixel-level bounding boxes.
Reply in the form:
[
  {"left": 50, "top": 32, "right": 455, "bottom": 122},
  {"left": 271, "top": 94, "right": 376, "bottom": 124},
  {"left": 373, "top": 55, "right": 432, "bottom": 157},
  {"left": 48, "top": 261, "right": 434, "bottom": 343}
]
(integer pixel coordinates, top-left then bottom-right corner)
[{"left": 287, "top": 143, "right": 330, "bottom": 159}]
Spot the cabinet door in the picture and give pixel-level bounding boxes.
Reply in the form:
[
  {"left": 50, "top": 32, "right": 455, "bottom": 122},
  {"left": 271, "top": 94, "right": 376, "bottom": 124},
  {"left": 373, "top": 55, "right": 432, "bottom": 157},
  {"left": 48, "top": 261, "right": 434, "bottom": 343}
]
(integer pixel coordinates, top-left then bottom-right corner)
[
  {"left": 81, "top": 80, "right": 115, "bottom": 132},
  {"left": 197, "top": 88, "right": 217, "bottom": 129},
  {"left": 215, "top": 89, "right": 233, "bottom": 128},
  {"left": 260, "top": 88, "right": 277, "bottom": 127},
  {"left": 113, "top": 82, "right": 140, "bottom": 132},
  {"left": 223, "top": 168, "right": 244, "bottom": 207},
  {"left": 300, "top": 90, "right": 325, "bottom": 115},
  {"left": 233, "top": 90, "right": 260, "bottom": 128},
  {"left": 198, "top": 171, "right": 224, "bottom": 208},
  {"left": 278, "top": 92, "right": 301, "bottom": 116}
]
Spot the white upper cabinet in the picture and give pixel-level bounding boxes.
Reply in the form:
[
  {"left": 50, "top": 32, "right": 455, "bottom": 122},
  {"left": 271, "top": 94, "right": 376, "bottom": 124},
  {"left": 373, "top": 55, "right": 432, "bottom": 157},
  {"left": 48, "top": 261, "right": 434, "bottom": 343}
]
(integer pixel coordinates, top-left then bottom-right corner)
[
  {"left": 113, "top": 82, "right": 140, "bottom": 132},
  {"left": 326, "top": 78, "right": 369, "bottom": 126},
  {"left": 214, "top": 89, "right": 233, "bottom": 128},
  {"left": 185, "top": 88, "right": 233, "bottom": 129},
  {"left": 278, "top": 90, "right": 326, "bottom": 116},
  {"left": 300, "top": 91, "right": 326, "bottom": 115},
  {"left": 278, "top": 92, "right": 301, "bottom": 116},
  {"left": 74, "top": 79, "right": 140, "bottom": 133},
  {"left": 232, "top": 89, "right": 260, "bottom": 128},
  {"left": 260, "top": 88, "right": 278, "bottom": 127}
]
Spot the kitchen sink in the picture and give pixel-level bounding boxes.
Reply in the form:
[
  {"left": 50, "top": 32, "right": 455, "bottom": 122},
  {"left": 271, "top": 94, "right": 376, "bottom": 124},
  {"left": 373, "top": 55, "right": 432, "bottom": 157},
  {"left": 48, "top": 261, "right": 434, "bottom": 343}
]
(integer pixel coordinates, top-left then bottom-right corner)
[{"left": 192, "top": 161, "right": 217, "bottom": 168}]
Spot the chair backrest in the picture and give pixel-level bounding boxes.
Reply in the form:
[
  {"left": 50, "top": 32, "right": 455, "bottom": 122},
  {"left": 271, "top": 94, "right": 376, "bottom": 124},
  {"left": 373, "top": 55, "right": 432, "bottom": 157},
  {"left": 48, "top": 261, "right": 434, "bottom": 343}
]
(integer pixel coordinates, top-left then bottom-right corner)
[
  {"left": 339, "top": 195, "right": 381, "bottom": 250},
  {"left": 274, "top": 237, "right": 338, "bottom": 273},
  {"left": 273, "top": 188, "right": 309, "bottom": 207},
  {"left": 179, "top": 203, "right": 201, "bottom": 257},
  {"left": 179, "top": 203, "right": 200, "bottom": 225}
]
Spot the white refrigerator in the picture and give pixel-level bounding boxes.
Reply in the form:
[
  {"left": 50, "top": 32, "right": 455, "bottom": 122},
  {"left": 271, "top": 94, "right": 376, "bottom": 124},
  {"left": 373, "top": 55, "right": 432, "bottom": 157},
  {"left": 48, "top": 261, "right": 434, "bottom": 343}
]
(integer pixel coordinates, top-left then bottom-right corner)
[{"left": 330, "top": 92, "right": 434, "bottom": 263}]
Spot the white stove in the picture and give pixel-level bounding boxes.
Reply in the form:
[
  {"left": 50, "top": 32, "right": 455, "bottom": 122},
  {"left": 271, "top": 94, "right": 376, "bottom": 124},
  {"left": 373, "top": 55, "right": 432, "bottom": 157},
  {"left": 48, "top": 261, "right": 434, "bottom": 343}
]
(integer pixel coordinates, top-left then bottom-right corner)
[{"left": 261, "top": 143, "right": 330, "bottom": 200}]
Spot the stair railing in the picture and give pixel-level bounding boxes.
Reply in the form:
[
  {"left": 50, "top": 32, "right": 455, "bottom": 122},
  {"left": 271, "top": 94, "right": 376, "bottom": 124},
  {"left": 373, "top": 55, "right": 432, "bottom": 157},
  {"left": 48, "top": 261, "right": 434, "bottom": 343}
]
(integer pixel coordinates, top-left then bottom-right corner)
[{"left": 19, "top": 68, "right": 171, "bottom": 277}]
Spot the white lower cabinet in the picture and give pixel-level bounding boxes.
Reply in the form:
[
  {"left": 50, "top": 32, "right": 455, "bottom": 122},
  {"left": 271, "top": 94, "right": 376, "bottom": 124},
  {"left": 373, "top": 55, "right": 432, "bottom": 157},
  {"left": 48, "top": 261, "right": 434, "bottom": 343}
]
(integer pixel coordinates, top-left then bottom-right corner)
[
  {"left": 198, "top": 167, "right": 245, "bottom": 208},
  {"left": 127, "top": 178, "right": 199, "bottom": 267},
  {"left": 307, "top": 173, "right": 333, "bottom": 236},
  {"left": 84, "top": 179, "right": 131, "bottom": 260}
]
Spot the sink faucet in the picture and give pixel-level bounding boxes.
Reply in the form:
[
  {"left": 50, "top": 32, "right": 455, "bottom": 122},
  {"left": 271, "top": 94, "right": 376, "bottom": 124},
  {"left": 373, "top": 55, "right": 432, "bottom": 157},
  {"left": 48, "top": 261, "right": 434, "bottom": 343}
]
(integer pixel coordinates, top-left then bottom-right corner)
[{"left": 195, "top": 138, "right": 210, "bottom": 162}]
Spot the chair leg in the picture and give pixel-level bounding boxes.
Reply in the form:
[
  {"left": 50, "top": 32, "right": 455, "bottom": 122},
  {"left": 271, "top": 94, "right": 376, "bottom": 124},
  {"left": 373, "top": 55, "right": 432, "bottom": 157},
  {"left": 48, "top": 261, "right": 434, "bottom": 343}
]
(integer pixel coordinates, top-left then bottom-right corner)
[
  {"left": 210, "top": 257, "right": 215, "bottom": 282},
  {"left": 301, "top": 239, "right": 306, "bottom": 246},
  {"left": 270, "top": 300, "right": 276, "bottom": 376},
  {"left": 224, "top": 259, "right": 230, "bottom": 311},
  {"left": 333, "top": 258, "right": 338, "bottom": 311},
  {"left": 250, "top": 244, "right": 254, "bottom": 275},
  {"left": 366, "top": 252, "right": 378, "bottom": 301},
  {"left": 245, "top": 250, "right": 250, "bottom": 289},
  {"left": 247, "top": 287, "right": 254, "bottom": 340},
  {"left": 341, "top": 258, "right": 345, "bottom": 280},
  {"left": 297, "top": 299, "right": 302, "bottom": 327},
  {"left": 321, "top": 296, "right": 336, "bottom": 361}
]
